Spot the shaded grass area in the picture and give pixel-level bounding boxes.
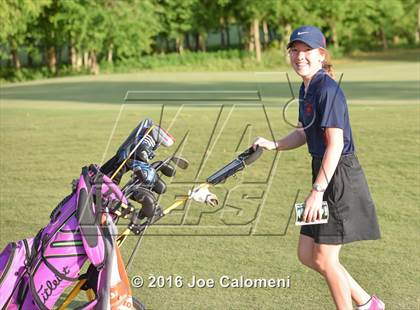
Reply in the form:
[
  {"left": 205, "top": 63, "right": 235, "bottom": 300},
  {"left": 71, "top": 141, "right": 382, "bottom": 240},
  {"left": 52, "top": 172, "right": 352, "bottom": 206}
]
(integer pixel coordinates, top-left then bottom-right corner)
[
  {"left": 2, "top": 59, "right": 419, "bottom": 106},
  {"left": 1, "top": 80, "right": 419, "bottom": 104},
  {"left": 1, "top": 48, "right": 419, "bottom": 84},
  {"left": 346, "top": 48, "right": 420, "bottom": 63},
  {"left": 0, "top": 69, "right": 419, "bottom": 309}
]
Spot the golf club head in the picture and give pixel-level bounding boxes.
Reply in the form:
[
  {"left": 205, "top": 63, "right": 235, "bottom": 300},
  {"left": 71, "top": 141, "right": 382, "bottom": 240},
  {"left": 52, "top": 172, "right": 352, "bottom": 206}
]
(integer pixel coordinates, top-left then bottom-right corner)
[
  {"left": 171, "top": 156, "right": 189, "bottom": 169},
  {"left": 160, "top": 163, "right": 176, "bottom": 177},
  {"left": 152, "top": 175, "right": 167, "bottom": 194},
  {"left": 151, "top": 160, "right": 177, "bottom": 177}
]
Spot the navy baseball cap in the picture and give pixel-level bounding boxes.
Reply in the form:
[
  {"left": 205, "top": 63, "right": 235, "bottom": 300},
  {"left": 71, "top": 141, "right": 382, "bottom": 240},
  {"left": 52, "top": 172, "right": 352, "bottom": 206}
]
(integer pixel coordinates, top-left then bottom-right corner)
[{"left": 287, "top": 25, "right": 326, "bottom": 49}]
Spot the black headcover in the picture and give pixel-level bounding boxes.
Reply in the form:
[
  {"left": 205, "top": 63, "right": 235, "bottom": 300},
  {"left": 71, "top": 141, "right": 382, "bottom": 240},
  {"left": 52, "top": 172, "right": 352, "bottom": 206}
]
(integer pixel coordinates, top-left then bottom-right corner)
[
  {"left": 131, "top": 187, "right": 156, "bottom": 219},
  {"left": 100, "top": 118, "right": 175, "bottom": 183},
  {"left": 206, "top": 146, "right": 263, "bottom": 185}
]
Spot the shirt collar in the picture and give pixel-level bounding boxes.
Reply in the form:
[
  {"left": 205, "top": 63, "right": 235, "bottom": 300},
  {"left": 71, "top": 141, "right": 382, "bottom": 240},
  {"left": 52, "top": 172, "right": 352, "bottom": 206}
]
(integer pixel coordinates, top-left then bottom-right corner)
[{"left": 301, "top": 69, "right": 326, "bottom": 97}]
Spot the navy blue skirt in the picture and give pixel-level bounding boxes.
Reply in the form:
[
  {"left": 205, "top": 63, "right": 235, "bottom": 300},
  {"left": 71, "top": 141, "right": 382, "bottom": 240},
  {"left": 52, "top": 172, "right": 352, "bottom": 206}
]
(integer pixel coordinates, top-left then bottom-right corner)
[{"left": 301, "top": 154, "right": 381, "bottom": 244}]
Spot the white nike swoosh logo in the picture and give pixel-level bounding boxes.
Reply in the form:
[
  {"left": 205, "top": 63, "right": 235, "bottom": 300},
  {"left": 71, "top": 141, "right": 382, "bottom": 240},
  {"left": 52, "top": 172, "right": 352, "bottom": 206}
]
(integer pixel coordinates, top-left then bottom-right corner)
[{"left": 297, "top": 32, "right": 309, "bottom": 35}]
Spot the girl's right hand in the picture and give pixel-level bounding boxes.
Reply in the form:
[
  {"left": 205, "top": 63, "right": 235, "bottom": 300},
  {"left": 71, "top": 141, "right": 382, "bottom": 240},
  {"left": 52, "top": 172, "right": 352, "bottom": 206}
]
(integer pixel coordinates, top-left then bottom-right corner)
[{"left": 252, "top": 137, "right": 277, "bottom": 151}]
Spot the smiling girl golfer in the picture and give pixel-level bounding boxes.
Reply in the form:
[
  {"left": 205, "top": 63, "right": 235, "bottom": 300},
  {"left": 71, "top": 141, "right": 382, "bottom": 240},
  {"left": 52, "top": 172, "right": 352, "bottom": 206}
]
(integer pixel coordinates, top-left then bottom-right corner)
[{"left": 253, "top": 26, "right": 384, "bottom": 310}]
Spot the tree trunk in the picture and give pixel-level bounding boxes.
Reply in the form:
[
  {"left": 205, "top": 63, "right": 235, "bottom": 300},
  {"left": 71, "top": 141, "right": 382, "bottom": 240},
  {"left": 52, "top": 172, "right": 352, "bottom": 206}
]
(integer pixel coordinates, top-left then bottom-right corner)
[
  {"left": 284, "top": 23, "right": 292, "bottom": 64},
  {"left": 75, "top": 49, "right": 82, "bottom": 71},
  {"left": 194, "top": 32, "right": 200, "bottom": 51},
  {"left": 107, "top": 44, "right": 113, "bottom": 63},
  {"left": 56, "top": 46, "right": 61, "bottom": 67},
  {"left": 253, "top": 19, "right": 261, "bottom": 63},
  {"left": 176, "top": 37, "right": 184, "bottom": 54},
  {"left": 69, "top": 45, "right": 77, "bottom": 69},
  {"left": 198, "top": 33, "right": 207, "bottom": 52},
  {"left": 226, "top": 25, "right": 230, "bottom": 47},
  {"left": 89, "top": 50, "right": 99, "bottom": 75},
  {"left": 165, "top": 37, "right": 170, "bottom": 53},
  {"left": 83, "top": 51, "right": 89, "bottom": 68},
  {"left": 220, "top": 17, "right": 225, "bottom": 47},
  {"left": 185, "top": 33, "right": 191, "bottom": 50},
  {"left": 28, "top": 53, "right": 33, "bottom": 68},
  {"left": 332, "top": 24, "right": 339, "bottom": 49},
  {"left": 237, "top": 25, "right": 243, "bottom": 47},
  {"left": 381, "top": 27, "right": 388, "bottom": 50},
  {"left": 11, "top": 49, "right": 21, "bottom": 71},
  {"left": 248, "top": 23, "right": 254, "bottom": 52},
  {"left": 47, "top": 46, "right": 57, "bottom": 73},
  {"left": 262, "top": 21, "right": 269, "bottom": 49},
  {"left": 221, "top": 30, "right": 225, "bottom": 48},
  {"left": 416, "top": 6, "right": 420, "bottom": 44}
]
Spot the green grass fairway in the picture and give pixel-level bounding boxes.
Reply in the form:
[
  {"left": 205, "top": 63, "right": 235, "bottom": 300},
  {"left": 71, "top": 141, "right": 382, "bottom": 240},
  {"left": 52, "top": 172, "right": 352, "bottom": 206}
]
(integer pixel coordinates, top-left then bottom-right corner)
[{"left": 1, "top": 58, "right": 419, "bottom": 309}]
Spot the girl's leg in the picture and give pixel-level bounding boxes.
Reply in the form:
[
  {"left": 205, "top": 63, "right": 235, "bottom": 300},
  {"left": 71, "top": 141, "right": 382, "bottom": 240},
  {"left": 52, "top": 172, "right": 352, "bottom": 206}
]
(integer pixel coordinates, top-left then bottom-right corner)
[
  {"left": 312, "top": 243, "right": 352, "bottom": 310},
  {"left": 298, "top": 235, "right": 371, "bottom": 308},
  {"left": 297, "top": 234, "right": 316, "bottom": 268},
  {"left": 339, "top": 266, "right": 371, "bottom": 306}
]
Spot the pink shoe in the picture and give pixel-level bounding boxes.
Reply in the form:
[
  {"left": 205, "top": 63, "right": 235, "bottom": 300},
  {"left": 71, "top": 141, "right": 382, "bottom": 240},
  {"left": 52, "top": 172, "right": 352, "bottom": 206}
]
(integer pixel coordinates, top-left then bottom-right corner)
[{"left": 369, "top": 295, "right": 385, "bottom": 310}]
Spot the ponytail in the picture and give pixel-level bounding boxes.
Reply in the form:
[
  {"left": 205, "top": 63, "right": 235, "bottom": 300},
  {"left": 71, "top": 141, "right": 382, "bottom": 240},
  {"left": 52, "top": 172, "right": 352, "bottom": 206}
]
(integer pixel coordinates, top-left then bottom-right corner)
[{"left": 322, "top": 50, "right": 334, "bottom": 79}]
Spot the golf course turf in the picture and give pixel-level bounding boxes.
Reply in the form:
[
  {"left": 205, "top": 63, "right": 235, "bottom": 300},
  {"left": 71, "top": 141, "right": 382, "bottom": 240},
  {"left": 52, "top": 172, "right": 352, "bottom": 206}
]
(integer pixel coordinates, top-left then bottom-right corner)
[{"left": 1, "top": 57, "right": 419, "bottom": 309}]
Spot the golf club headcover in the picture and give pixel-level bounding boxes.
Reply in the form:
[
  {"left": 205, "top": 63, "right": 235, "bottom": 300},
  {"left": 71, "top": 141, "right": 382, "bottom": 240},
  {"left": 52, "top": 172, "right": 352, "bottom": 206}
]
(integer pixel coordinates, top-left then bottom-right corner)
[
  {"left": 129, "top": 160, "right": 167, "bottom": 194},
  {"left": 206, "top": 146, "right": 263, "bottom": 185},
  {"left": 241, "top": 146, "right": 263, "bottom": 165},
  {"left": 131, "top": 187, "right": 156, "bottom": 219},
  {"left": 152, "top": 175, "right": 167, "bottom": 194},
  {"left": 100, "top": 119, "right": 175, "bottom": 179},
  {"left": 151, "top": 125, "right": 175, "bottom": 147},
  {"left": 130, "top": 160, "right": 157, "bottom": 185}
]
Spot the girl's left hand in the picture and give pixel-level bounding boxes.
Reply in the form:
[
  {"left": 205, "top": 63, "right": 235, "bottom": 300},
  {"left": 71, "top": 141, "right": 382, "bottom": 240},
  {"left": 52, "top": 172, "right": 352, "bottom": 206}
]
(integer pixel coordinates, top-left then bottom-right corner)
[{"left": 303, "top": 190, "right": 324, "bottom": 222}]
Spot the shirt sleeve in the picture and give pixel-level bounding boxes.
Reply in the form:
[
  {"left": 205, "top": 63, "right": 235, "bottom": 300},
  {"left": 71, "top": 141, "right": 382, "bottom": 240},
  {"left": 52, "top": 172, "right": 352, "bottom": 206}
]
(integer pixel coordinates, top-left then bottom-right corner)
[{"left": 318, "top": 85, "right": 347, "bottom": 130}]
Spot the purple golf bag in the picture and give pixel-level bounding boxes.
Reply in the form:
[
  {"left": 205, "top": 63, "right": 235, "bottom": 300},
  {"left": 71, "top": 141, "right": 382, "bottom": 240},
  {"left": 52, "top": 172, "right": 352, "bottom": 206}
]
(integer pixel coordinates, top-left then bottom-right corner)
[
  {"left": 0, "top": 166, "right": 129, "bottom": 309},
  {"left": 0, "top": 118, "right": 176, "bottom": 309}
]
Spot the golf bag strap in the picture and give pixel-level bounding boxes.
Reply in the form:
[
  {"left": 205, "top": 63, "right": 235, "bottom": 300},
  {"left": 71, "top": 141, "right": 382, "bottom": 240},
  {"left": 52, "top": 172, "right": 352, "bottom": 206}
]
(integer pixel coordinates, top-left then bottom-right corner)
[
  {"left": 16, "top": 277, "right": 30, "bottom": 305},
  {"left": 78, "top": 168, "right": 99, "bottom": 248},
  {"left": 22, "top": 239, "right": 31, "bottom": 266},
  {"left": 83, "top": 166, "right": 92, "bottom": 192},
  {"left": 94, "top": 173, "right": 103, "bottom": 215},
  {"left": 28, "top": 228, "right": 43, "bottom": 267},
  {"left": 0, "top": 242, "right": 17, "bottom": 285}
]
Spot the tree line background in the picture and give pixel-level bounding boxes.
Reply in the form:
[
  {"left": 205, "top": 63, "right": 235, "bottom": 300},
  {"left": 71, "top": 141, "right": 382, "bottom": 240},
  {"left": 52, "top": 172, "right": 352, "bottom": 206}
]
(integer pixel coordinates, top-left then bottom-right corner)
[{"left": 1, "top": 0, "right": 419, "bottom": 81}]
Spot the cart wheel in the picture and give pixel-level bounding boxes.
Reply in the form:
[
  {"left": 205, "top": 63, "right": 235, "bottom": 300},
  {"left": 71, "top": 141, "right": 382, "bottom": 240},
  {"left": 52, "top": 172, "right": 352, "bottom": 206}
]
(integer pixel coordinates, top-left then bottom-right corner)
[{"left": 133, "top": 297, "right": 146, "bottom": 310}]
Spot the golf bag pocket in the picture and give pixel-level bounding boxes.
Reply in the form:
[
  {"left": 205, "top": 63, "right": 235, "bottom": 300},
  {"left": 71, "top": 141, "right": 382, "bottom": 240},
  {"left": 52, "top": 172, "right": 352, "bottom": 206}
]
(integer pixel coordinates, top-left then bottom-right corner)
[
  {"left": 76, "top": 169, "right": 106, "bottom": 268},
  {"left": 0, "top": 238, "right": 33, "bottom": 309},
  {"left": 27, "top": 214, "right": 89, "bottom": 309}
]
